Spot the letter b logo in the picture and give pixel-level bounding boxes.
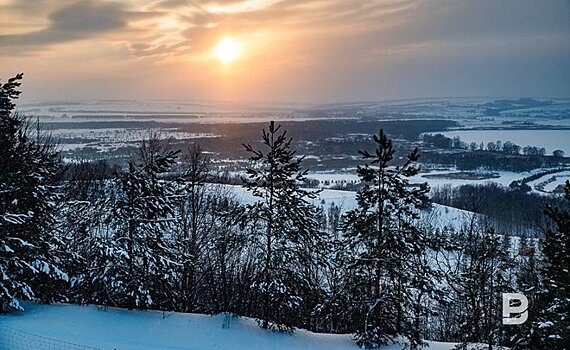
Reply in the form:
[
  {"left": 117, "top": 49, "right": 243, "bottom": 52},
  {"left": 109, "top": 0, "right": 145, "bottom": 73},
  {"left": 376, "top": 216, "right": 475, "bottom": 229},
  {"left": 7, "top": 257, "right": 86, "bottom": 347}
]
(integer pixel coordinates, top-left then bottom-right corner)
[{"left": 502, "top": 293, "right": 528, "bottom": 325}]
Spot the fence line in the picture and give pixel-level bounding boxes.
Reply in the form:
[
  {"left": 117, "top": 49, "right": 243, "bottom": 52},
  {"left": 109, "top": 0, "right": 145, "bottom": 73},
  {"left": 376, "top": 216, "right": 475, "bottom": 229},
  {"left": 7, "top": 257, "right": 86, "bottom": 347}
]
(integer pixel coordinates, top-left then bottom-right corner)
[{"left": 0, "top": 323, "right": 105, "bottom": 350}]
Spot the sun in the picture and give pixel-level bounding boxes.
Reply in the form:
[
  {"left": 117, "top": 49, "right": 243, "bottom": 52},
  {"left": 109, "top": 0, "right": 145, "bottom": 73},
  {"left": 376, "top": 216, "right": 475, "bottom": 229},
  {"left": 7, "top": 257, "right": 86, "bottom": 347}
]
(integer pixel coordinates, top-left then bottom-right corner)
[{"left": 214, "top": 37, "right": 242, "bottom": 64}]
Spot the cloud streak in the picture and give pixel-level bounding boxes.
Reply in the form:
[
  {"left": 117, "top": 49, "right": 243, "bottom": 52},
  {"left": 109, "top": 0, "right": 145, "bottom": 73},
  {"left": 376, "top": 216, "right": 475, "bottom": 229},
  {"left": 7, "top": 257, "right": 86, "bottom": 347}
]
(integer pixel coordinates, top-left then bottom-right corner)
[{"left": 0, "top": 1, "right": 132, "bottom": 51}]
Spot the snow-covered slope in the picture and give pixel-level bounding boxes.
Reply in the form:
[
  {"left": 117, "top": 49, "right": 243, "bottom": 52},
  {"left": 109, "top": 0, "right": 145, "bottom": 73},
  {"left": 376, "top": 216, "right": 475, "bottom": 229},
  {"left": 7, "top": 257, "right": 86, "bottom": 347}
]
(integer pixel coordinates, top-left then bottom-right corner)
[
  {"left": 0, "top": 302, "right": 463, "bottom": 350},
  {"left": 228, "top": 184, "right": 474, "bottom": 230},
  {"left": 422, "top": 203, "right": 478, "bottom": 230}
]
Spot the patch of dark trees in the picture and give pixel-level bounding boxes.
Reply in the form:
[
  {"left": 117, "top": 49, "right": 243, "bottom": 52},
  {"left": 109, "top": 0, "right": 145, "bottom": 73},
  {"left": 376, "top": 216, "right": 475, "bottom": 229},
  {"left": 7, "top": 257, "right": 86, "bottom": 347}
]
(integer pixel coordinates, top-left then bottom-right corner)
[
  {"left": 430, "top": 182, "right": 569, "bottom": 236},
  {"left": 422, "top": 150, "right": 568, "bottom": 172},
  {"left": 422, "top": 133, "right": 568, "bottom": 171}
]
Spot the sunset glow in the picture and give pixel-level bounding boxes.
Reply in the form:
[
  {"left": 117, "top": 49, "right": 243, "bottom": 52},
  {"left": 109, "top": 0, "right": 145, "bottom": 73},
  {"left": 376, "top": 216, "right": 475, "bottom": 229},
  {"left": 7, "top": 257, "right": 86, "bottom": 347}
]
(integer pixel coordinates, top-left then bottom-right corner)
[{"left": 214, "top": 37, "right": 242, "bottom": 64}]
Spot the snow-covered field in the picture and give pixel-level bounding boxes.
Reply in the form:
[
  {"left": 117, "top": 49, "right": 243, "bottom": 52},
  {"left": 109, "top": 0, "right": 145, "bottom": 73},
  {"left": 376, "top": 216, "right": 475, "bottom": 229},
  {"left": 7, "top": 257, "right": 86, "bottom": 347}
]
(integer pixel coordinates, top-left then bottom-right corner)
[
  {"left": 420, "top": 203, "right": 477, "bottom": 231},
  {"left": 227, "top": 184, "right": 358, "bottom": 211},
  {"left": 19, "top": 100, "right": 318, "bottom": 124},
  {"left": 53, "top": 128, "right": 220, "bottom": 152},
  {"left": 306, "top": 168, "right": 564, "bottom": 193},
  {"left": 0, "top": 302, "right": 464, "bottom": 350},
  {"left": 411, "top": 167, "right": 570, "bottom": 194},
  {"left": 52, "top": 128, "right": 219, "bottom": 142},
  {"left": 21, "top": 99, "right": 299, "bottom": 118},
  {"left": 409, "top": 169, "right": 529, "bottom": 189},
  {"left": 527, "top": 170, "right": 570, "bottom": 193},
  {"left": 21, "top": 98, "right": 570, "bottom": 128}
]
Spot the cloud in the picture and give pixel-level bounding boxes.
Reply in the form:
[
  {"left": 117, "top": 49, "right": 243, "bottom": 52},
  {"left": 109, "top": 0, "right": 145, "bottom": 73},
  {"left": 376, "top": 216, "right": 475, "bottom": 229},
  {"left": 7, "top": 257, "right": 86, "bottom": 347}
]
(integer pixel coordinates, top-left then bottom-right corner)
[
  {"left": 0, "top": 1, "right": 129, "bottom": 51},
  {"left": 51, "top": 2, "right": 126, "bottom": 33},
  {"left": 0, "top": 1, "right": 166, "bottom": 55},
  {"left": 149, "top": 0, "right": 190, "bottom": 9}
]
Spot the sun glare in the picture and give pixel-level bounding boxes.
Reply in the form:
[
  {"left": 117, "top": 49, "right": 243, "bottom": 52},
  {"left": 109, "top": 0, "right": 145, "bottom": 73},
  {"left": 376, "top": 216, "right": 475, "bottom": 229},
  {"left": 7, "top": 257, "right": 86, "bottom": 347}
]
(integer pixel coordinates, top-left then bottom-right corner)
[{"left": 214, "top": 37, "right": 242, "bottom": 64}]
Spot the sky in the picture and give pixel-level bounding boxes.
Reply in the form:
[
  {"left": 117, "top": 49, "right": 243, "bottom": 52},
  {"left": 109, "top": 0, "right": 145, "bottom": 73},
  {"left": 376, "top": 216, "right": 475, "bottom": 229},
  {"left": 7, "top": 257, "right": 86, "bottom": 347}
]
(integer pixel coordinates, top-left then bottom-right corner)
[{"left": 0, "top": 0, "right": 569, "bottom": 104}]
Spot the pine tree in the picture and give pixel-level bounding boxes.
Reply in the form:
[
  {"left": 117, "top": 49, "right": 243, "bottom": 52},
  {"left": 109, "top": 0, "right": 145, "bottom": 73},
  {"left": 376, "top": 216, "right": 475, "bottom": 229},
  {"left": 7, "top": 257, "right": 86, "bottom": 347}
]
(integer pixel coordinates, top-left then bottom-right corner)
[
  {"left": 342, "top": 129, "right": 430, "bottom": 348},
  {"left": 0, "top": 73, "right": 67, "bottom": 312},
  {"left": 242, "top": 121, "right": 322, "bottom": 332}
]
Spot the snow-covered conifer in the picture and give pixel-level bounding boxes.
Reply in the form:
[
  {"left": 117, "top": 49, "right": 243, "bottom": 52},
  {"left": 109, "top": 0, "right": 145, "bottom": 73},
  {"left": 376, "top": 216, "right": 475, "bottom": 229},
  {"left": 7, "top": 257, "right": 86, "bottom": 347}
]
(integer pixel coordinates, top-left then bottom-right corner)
[
  {"left": 342, "top": 129, "right": 431, "bottom": 348},
  {"left": 242, "top": 121, "right": 323, "bottom": 332},
  {"left": 89, "top": 135, "right": 180, "bottom": 310},
  {"left": 0, "top": 73, "right": 66, "bottom": 312},
  {"left": 516, "top": 181, "right": 570, "bottom": 349}
]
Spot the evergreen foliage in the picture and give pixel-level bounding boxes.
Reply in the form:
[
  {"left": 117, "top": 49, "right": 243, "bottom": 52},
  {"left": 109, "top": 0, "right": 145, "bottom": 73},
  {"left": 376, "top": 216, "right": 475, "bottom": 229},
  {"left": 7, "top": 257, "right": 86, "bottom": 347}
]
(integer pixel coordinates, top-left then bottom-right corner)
[
  {"left": 0, "top": 73, "right": 66, "bottom": 312},
  {"left": 516, "top": 181, "right": 570, "bottom": 349},
  {"left": 88, "top": 137, "right": 181, "bottom": 309},
  {"left": 342, "top": 129, "right": 431, "bottom": 348},
  {"left": 242, "top": 121, "right": 323, "bottom": 332}
]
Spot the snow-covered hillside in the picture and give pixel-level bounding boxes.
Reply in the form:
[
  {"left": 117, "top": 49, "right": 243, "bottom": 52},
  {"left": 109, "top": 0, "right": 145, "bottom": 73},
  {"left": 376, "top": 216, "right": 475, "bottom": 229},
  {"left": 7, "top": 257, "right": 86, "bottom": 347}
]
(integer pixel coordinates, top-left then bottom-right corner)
[
  {"left": 227, "top": 184, "right": 475, "bottom": 230},
  {"left": 0, "top": 302, "right": 462, "bottom": 350}
]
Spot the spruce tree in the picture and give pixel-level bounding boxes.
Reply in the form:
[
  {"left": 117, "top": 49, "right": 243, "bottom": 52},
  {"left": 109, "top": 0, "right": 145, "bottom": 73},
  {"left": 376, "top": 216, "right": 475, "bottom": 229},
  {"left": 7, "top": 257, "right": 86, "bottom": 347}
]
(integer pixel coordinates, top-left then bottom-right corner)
[
  {"left": 89, "top": 136, "right": 180, "bottom": 310},
  {"left": 0, "top": 73, "right": 66, "bottom": 312},
  {"left": 242, "top": 121, "right": 322, "bottom": 332},
  {"left": 57, "top": 160, "right": 117, "bottom": 304}
]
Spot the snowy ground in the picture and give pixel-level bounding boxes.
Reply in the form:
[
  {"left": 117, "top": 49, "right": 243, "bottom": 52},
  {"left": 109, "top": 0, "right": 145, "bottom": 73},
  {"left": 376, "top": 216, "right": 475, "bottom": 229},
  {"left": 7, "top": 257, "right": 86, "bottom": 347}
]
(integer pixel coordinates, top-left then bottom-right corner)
[
  {"left": 0, "top": 302, "right": 464, "bottom": 350},
  {"left": 226, "top": 185, "right": 474, "bottom": 230},
  {"left": 526, "top": 170, "right": 570, "bottom": 194},
  {"left": 409, "top": 169, "right": 529, "bottom": 189},
  {"left": 410, "top": 167, "right": 568, "bottom": 195}
]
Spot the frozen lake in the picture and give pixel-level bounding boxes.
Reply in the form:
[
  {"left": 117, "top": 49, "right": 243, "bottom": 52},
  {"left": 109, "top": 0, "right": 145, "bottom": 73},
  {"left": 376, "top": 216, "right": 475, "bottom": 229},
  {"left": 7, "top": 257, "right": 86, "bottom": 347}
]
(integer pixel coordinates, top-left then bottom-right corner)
[{"left": 438, "top": 129, "right": 570, "bottom": 155}]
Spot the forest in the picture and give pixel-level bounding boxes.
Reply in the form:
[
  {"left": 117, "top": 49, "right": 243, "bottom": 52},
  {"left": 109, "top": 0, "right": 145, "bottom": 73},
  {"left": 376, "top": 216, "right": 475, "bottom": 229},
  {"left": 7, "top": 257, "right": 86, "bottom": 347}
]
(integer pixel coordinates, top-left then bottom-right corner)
[{"left": 1, "top": 75, "right": 569, "bottom": 349}]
